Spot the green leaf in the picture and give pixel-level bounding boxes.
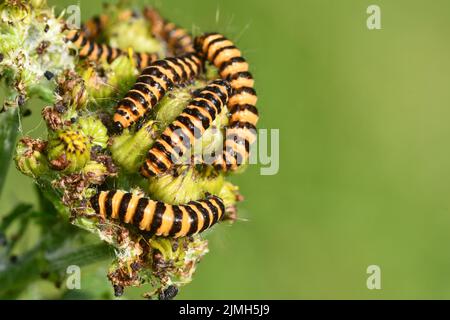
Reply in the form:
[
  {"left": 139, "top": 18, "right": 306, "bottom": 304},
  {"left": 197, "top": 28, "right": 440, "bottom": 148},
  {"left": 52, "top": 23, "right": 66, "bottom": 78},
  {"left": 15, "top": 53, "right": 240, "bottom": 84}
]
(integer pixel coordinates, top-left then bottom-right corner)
[
  {"left": 0, "top": 108, "right": 19, "bottom": 195},
  {"left": 0, "top": 202, "right": 33, "bottom": 231},
  {"left": 0, "top": 227, "right": 110, "bottom": 298}
]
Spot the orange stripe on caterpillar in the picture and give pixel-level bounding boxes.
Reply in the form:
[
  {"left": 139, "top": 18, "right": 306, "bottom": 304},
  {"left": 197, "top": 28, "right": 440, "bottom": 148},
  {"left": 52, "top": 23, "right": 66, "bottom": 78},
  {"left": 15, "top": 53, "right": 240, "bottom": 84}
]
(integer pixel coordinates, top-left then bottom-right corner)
[
  {"left": 112, "top": 53, "right": 203, "bottom": 133},
  {"left": 143, "top": 7, "right": 195, "bottom": 56},
  {"left": 66, "top": 29, "right": 159, "bottom": 69},
  {"left": 194, "top": 33, "right": 259, "bottom": 171},
  {"left": 141, "top": 79, "right": 231, "bottom": 177},
  {"left": 90, "top": 190, "right": 225, "bottom": 238}
]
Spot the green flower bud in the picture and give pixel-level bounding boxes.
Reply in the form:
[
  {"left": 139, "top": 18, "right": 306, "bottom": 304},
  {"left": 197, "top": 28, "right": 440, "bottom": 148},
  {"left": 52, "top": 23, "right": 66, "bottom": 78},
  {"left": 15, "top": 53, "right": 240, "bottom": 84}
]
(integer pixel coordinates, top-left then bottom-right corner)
[
  {"left": 148, "top": 167, "right": 225, "bottom": 204},
  {"left": 110, "top": 120, "right": 158, "bottom": 173},
  {"left": 148, "top": 166, "right": 239, "bottom": 212},
  {"left": 107, "top": 12, "right": 163, "bottom": 55},
  {"left": 82, "top": 161, "right": 108, "bottom": 185},
  {"left": 108, "top": 55, "right": 139, "bottom": 96},
  {"left": 81, "top": 56, "right": 136, "bottom": 107},
  {"left": 47, "top": 128, "right": 90, "bottom": 173},
  {"left": 0, "top": 3, "right": 30, "bottom": 22},
  {"left": 77, "top": 117, "right": 109, "bottom": 149},
  {"left": 14, "top": 137, "right": 49, "bottom": 178},
  {"left": 218, "top": 181, "right": 240, "bottom": 207},
  {"left": 154, "top": 82, "right": 206, "bottom": 126},
  {"left": 199, "top": 108, "right": 229, "bottom": 160}
]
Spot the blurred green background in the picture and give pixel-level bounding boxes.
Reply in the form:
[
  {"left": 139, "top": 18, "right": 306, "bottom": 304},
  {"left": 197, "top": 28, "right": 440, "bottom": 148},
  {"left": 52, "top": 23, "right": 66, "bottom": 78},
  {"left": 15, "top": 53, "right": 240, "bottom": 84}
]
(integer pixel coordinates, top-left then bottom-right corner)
[{"left": 2, "top": 0, "right": 450, "bottom": 299}]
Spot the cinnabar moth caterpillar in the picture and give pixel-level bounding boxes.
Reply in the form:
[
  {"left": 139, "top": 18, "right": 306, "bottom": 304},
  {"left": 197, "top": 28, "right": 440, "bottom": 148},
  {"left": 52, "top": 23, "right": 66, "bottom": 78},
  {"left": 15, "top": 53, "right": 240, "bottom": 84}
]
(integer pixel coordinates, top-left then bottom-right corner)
[
  {"left": 143, "top": 7, "right": 195, "bottom": 56},
  {"left": 112, "top": 53, "right": 203, "bottom": 133},
  {"left": 81, "top": 14, "right": 109, "bottom": 40},
  {"left": 141, "top": 79, "right": 231, "bottom": 177},
  {"left": 90, "top": 190, "right": 225, "bottom": 237},
  {"left": 133, "top": 52, "right": 160, "bottom": 70},
  {"left": 194, "top": 33, "right": 259, "bottom": 171},
  {"left": 66, "top": 29, "right": 123, "bottom": 63},
  {"left": 66, "top": 30, "right": 159, "bottom": 70}
]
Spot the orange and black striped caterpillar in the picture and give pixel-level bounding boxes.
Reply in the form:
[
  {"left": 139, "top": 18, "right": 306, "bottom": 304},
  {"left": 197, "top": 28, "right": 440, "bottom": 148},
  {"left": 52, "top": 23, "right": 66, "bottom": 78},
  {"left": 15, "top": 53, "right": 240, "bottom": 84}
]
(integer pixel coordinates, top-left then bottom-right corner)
[
  {"left": 66, "top": 29, "right": 121, "bottom": 63},
  {"left": 66, "top": 29, "right": 159, "bottom": 70},
  {"left": 81, "top": 14, "right": 109, "bottom": 40},
  {"left": 194, "top": 33, "right": 259, "bottom": 171},
  {"left": 82, "top": 8, "right": 193, "bottom": 57},
  {"left": 143, "top": 7, "right": 195, "bottom": 56},
  {"left": 90, "top": 190, "right": 225, "bottom": 237},
  {"left": 112, "top": 53, "right": 203, "bottom": 133},
  {"left": 141, "top": 79, "right": 231, "bottom": 177}
]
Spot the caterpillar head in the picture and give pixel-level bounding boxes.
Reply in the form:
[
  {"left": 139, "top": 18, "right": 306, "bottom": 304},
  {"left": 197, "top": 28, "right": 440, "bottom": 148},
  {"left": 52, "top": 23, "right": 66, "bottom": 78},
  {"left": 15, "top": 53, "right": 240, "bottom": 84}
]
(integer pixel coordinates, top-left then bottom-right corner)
[
  {"left": 193, "top": 34, "right": 207, "bottom": 56},
  {"left": 110, "top": 121, "right": 124, "bottom": 135}
]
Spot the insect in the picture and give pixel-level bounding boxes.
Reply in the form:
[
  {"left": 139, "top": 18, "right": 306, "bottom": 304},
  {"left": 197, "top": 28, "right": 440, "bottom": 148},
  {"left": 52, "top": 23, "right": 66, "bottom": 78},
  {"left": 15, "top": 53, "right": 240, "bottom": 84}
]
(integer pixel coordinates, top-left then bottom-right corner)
[
  {"left": 112, "top": 53, "right": 203, "bottom": 133},
  {"left": 66, "top": 29, "right": 123, "bottom": 63},
  {"left": 159, "top": 285, "right": 178, "bottom": 300},
  {"left": 194, "top": 33, "right": 259, "bottom": 171},
  {"left": 81, "top": 14, "right": 109, "bottom": 40},
  {"left": 90, "top": 190, "right": 225, "bottom": 237},
  {"left": 141, "top": 79, "right": 231, "bottom": 177},
  {"left": 133, "top": 52, "right": 160, "bottom": 70},
  {"left": 66, "top": 29, "right": 159, "bottom": 70},
  {"left": 143, "top": 7, "right": 195, "bottom": 56}
]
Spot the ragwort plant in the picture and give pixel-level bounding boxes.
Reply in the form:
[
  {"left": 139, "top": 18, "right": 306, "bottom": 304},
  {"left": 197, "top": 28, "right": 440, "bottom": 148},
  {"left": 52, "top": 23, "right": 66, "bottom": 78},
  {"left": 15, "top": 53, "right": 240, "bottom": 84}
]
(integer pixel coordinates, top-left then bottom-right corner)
[{"left": 0, "top": 0, "right": 246, "bottom": 299}]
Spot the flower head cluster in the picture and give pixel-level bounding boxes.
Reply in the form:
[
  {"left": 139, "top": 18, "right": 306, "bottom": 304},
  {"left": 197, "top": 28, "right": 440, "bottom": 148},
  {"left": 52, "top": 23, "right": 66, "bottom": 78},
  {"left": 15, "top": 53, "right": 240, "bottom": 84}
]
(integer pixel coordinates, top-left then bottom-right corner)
[{"left": 4, "top": 0, "right": 243, "bottom": 299}]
